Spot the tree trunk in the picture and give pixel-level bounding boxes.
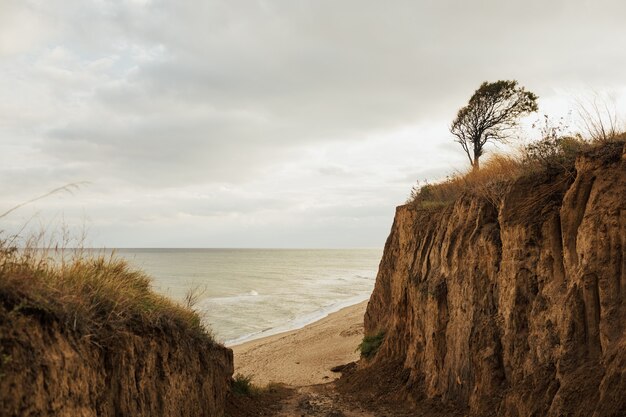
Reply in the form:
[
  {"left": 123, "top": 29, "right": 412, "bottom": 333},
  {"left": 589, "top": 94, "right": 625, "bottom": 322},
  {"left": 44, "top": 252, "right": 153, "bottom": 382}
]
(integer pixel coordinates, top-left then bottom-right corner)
[{"left": 472, "top": 149, "right": 480, "bottom": 171}]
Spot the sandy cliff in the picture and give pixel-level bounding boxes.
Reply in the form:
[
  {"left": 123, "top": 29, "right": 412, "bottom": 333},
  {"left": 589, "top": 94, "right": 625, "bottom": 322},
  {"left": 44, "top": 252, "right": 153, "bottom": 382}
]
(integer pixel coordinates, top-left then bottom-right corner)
[
  {"left": 346, "top": 142, "right": 625, "bottom": 416},
  {"left": 0, "top": 303, "right": 233, "bottom": 417}
]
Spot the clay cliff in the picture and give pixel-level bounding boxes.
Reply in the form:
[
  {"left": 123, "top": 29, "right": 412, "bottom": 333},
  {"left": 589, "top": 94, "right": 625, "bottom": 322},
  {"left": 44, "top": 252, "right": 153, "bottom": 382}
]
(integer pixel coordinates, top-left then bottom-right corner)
[
  {"left": 0, "top": 254, "right": 234, "bottom": 417},
  {"left": 349, "top": 142, "right": 625, "bottom": 416},
  {"left": 0, "top": 305, "right": 233, "bottom": 417}
]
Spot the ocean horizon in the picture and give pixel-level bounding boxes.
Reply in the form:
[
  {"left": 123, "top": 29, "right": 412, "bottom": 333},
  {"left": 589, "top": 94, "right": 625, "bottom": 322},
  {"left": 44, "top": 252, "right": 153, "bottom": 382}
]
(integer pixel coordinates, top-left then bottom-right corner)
[{"left": 114, "top": 248, "right": 382, "bottom": 346}]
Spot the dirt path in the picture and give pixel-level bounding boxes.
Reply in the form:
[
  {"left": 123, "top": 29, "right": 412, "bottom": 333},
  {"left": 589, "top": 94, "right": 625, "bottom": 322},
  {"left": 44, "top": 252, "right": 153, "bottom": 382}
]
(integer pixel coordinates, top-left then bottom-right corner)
[
  {"left": 226, "top": 377, "right": 405, "bottom": 417},
  {"left": 226, "top": 302, "right": 418, "bottom": 416},
  {"left": 225, "top": 367, "right": 463, "bottom": 417},
  {"left": 267, "top": 381, "right": 464, "bottom": 417},
  {"left": 273, "top": 383, "right": 376, "bottom": 417}
]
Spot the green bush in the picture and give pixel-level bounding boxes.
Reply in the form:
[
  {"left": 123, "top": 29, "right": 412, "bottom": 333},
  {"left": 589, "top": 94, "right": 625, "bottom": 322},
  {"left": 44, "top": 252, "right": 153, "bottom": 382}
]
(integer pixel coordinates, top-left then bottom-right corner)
[
  {"left": 357, "top": 331, "right": 385, "bottom": 359},
  {"left": 522, "top": 135, "right": 588, "bottom": 170},
  {"left": 231, "top": 373, "right": 255, "bottom": 396}
]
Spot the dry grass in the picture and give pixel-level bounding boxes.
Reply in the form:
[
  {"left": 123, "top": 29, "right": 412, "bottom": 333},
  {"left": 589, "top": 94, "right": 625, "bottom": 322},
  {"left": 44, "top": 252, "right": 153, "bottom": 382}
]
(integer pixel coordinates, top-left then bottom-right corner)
[
  {"left": 409, "top": 154, "right": 525, "bottom": 208},
  {"left": 230, "top": 373, "right": 288, "bottom": 398},
  {"left": 408, "top": 132, "right": 624, "bottom": 209},
  {"left": 0, "top": 237, "right": 213, "bottom": 346},
  {"left": 576, "top": 94, "right": 624, "bottom": 143}
]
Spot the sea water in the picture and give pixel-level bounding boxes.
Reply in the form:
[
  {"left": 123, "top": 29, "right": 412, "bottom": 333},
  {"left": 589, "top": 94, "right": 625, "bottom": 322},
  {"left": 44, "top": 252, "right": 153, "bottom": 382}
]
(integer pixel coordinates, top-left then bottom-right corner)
[{"left": 115, "top": 249, "right": 381, "bottom": 346}]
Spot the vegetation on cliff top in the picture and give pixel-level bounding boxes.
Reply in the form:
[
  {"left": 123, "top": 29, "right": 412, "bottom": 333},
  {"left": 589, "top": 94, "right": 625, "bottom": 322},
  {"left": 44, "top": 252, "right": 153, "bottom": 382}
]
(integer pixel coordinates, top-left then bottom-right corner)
[
  {"left": 411, "top": 86, "right": 625, "bottom": 209},
  {"left": 0, "top": 239, "right": 214, "bottom": 344},
  {"left": 410, "top": 113, "right": 625, "bottom": 209}
]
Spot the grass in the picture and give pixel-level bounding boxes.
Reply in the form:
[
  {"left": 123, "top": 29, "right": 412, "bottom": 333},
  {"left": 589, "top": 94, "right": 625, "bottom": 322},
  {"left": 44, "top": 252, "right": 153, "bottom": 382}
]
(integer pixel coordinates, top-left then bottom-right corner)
[
  {"left": 409, "top": 153, "right": 525, "bottom": 208},
  {"left": 408, "top": 130, "right": 626, "bottom": 209},
  {"left": 357, "top": 331, "right": 385, "bottom": 359},
  {"left": 0, "top": 237, "right": 214, "bottom": 345},
  {"left": 231, "top": 373, "right": 255, "bottom": 396},
  {"left": 230, "top": 373, "right": 285, "bottom": 397}
]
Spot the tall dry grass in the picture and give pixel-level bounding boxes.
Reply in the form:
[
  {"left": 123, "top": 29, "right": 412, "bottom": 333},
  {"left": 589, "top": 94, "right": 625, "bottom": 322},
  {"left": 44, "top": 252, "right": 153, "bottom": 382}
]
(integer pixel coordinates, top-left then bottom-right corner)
[
  {"left": 408, "top": 131, "right": 624, "bottom": 209},
  {"left": 576, "top": 94, "right": 624, "bottom": 143},
  {"left": 0, "top": 235, "right": 213, "bottom": 346},
  {"left": 409, "top": 154, "right": 525, "bottom": 208}
]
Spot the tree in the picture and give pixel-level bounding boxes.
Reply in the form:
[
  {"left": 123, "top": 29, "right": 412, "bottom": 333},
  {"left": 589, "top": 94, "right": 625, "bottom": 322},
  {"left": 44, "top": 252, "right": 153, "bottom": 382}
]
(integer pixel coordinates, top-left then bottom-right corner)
[{"left": 450, "top": 80, "right": 538, "bottom": 170}]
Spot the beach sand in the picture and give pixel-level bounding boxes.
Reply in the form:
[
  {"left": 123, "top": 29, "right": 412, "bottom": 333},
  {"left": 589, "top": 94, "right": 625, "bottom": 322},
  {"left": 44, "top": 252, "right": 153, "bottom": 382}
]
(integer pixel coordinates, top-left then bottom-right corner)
[{"left": 231, "top": 300, "right": 367, "bottom": 387}]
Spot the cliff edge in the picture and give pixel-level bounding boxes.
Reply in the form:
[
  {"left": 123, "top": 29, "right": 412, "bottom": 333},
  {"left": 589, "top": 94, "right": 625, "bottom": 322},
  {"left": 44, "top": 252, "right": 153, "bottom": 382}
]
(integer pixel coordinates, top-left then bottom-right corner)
[
  {"left": 344, "top": 141, "right": 625, "bottom": 416},
  {"left": 0, "top": 255, "right": 233, "bottom": 417}
]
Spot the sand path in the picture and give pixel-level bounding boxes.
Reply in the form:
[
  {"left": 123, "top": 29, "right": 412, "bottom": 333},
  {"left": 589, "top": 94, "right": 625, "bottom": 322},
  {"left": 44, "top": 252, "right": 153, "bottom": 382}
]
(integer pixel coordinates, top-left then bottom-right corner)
[
  {"left": 226, "top": 301, "right": 427, "bottom": 416},
  {"left": 227, "top": 301, "right": 378, "bottom": 416}
]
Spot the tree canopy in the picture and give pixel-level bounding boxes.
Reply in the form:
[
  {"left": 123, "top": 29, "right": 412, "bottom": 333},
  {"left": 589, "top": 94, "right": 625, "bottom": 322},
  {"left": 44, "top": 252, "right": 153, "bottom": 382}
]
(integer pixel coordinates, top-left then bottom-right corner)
[{"left": 450, "top": 80, "right": 538, "bottom": 170}]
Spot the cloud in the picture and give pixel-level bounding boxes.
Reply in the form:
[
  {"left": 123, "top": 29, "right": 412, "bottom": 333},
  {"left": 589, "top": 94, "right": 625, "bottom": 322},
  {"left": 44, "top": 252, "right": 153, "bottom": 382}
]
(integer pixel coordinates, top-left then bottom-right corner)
[{"left": 1, "top": 0, "right": 626, "bottom": 246}]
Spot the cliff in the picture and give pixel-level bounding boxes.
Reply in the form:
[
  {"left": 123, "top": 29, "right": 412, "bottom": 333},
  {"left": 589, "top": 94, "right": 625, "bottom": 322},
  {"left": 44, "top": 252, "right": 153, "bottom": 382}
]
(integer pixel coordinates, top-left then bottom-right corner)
[
  {"left": 0, "top": 257, "right": 233, "bottom": 417},
  {"left": 347, "top": 142, "right": 626, "bottom": 416}
]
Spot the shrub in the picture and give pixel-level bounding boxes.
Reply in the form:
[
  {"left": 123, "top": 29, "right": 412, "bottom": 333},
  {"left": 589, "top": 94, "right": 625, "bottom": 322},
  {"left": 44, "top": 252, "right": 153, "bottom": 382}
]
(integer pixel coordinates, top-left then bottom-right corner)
[
  {"left": 522, "top": 134, "right": 589, "bottom": 171},
  {"left": 357, "top": 331, "right": 385, "bottom": 359},
  {"left": 231, "top": 374, "right": 255, "bottom": 396}
]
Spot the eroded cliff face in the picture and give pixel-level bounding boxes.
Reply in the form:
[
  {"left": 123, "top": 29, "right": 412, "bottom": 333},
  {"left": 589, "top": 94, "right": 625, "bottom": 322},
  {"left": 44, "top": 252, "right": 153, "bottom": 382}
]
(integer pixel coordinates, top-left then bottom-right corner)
[
  {"left": 359, "top": 143, "right": 625, "bottom": 416},
  {"left": 0, "top": 307, "right": 233, "bottom": 417}
]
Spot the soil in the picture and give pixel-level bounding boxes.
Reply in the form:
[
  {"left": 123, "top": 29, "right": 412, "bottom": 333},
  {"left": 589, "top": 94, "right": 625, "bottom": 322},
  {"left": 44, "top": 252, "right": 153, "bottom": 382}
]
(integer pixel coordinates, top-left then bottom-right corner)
[
  {"left": 226, "top": 381, "right": 398, "bottom": 417},
  {"left": 225, "top": 363, "right": 466, "bottom": 417}
]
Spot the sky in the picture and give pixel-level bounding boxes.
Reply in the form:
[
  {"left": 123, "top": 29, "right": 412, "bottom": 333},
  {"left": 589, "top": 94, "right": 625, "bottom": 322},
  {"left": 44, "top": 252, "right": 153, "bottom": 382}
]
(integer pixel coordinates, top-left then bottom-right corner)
[{"left": 1, "top": 0, "right": 625, "bottom": 248}]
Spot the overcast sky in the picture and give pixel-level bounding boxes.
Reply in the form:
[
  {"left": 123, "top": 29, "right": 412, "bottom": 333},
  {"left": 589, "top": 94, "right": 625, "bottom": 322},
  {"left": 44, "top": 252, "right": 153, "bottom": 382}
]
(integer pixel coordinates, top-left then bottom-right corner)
[{"left": 1, "top": 0, "right": 625, "bottom": 248}]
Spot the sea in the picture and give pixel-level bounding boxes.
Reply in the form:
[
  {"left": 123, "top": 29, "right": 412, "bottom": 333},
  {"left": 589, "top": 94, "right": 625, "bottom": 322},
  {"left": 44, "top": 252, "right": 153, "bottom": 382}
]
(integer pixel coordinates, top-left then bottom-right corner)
[{"left": 114, "top": 249, "right": 382, "bottom": 346}]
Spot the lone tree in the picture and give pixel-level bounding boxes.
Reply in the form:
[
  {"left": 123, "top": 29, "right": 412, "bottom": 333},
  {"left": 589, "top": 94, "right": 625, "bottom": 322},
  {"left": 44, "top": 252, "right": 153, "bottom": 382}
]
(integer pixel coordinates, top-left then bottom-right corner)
[{"left": 450, "top": 80, "right": 538, "bottom": 170}]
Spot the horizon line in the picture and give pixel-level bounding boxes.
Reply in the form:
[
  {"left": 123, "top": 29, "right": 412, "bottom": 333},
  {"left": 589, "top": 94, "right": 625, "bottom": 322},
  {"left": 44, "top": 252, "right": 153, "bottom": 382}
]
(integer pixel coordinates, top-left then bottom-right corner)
[{"left": 24, "top": 246, "right": 384, "bottom": 250}]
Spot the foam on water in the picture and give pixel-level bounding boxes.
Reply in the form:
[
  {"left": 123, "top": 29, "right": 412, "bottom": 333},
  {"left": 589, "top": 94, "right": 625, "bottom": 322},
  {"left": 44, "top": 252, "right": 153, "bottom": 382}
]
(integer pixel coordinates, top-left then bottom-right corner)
[
  {"left": 223, "top": 293, "right": 370, "bottom": 346},
  {"left": 115, "top": 249, "right": 381, "bottom": 345}
]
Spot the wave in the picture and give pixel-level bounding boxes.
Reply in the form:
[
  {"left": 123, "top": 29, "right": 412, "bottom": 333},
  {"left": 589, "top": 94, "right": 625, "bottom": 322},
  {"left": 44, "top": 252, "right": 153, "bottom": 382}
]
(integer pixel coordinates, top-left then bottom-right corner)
[
  {"left": 354, "top": 274, "right": 374, "bottom": 280},
  {"left": 198, "top": 290, "right": 261, "bottom": 306},
  {"left": 327, "top": 274, "right": 373, "bottom": 282},
  {"left": 224, "top": 293, "right": 370, "bottom": 346}
]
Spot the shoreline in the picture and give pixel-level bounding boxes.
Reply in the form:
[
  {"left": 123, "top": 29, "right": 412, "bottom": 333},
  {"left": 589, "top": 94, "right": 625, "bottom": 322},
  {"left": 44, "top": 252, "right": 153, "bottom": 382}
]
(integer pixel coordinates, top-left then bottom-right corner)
[
  {"left": 231, "top": 300, "right": 368, "bottom": 386},
  {"left": 225, "top": 294, "right": 370, "bottom": 347}
]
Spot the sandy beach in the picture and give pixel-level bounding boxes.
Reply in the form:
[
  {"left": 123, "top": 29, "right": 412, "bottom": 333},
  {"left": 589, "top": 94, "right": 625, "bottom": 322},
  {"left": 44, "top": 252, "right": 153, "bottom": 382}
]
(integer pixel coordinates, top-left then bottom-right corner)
[{"left": 231, "top": 300, "right": 367, "bottom": 386}]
